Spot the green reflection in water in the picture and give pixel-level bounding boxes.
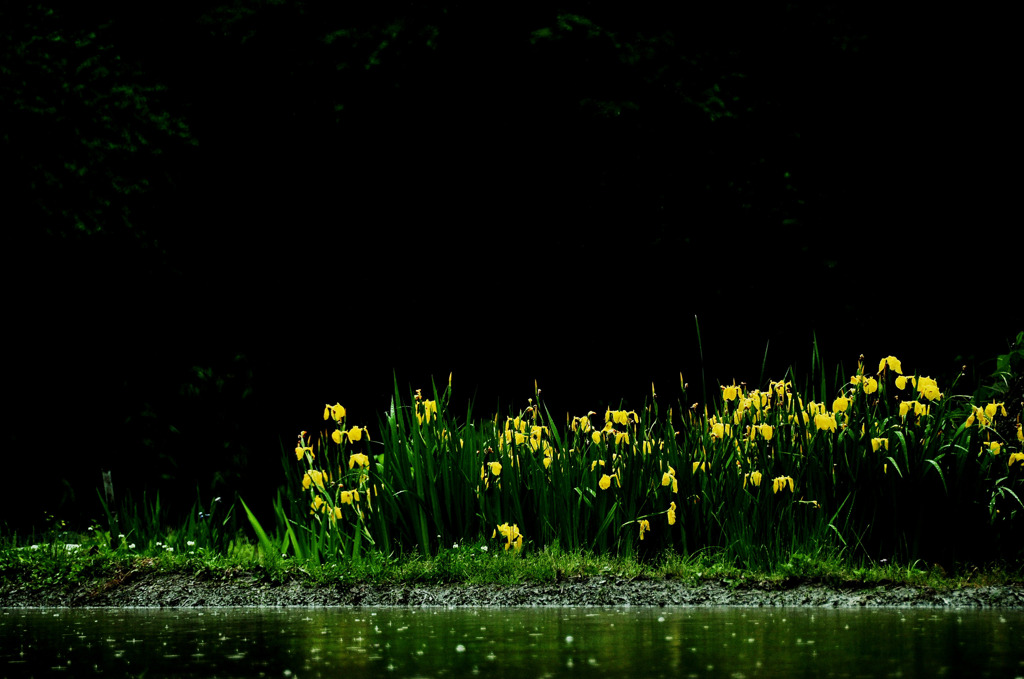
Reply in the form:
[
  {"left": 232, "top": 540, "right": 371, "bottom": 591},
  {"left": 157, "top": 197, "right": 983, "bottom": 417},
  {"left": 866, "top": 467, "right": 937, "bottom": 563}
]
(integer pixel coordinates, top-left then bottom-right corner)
[{"left": 2, "top": 606, "right": 1023, "bottom": 678}]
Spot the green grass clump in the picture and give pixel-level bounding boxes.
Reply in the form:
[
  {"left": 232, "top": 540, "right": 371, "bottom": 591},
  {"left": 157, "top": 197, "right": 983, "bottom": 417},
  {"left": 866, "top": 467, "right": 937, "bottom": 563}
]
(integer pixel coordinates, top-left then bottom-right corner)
[{"left": 256, "top": 342, "right": 1023, "bottom": 575}]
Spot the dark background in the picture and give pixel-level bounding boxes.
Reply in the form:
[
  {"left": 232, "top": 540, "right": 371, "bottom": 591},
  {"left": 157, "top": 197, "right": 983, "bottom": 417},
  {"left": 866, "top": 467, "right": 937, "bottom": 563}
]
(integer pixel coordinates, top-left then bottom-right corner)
[{"left": 3, "top": 2, "right": 1018, "bottom": 533}]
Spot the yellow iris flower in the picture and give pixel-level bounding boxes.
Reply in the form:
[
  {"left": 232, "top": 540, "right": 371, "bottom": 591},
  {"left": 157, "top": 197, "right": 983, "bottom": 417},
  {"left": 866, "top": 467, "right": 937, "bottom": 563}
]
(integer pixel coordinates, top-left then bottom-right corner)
[
  {"left": 606, "top": 409, "right": 635, "bottom": 426},
  {"left": 878, "top": 356, "right": 903, "bottom": 374},
  {"left": 772, "top": 476, "right": 794, "bottom": 494},
  {"left": 494, "top": 523, "right": 524, "bottom": 551},
  {"left": 899, "top": 401, "right": 929, "bottom": 419},
  {"left": 814, "top": 412, "right": 837, "bottom": 433},
  {"left": 985, "top": 402, "right": 1008, "bottom": 419},
  {"left": 661, "top": 468, "right": 679, "bottom": 494},
  {"left": 417, "top": 400, "right": 437, "bottom": 425},
  {"left": 572, "top": 415, "right": 592, "bottom": 433},
  {"left": 915, "top": 376, "right": 941, "bottom": 401},
  {"left": 309, "top": 469, "right": 324, "bottom": 489}
]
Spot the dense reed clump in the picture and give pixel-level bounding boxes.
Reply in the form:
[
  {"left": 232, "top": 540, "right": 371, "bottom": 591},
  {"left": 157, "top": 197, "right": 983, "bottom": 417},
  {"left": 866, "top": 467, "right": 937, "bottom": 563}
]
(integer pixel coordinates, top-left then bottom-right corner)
[{"left": 263, "top": 349, "right": 1023, "bottom": 572}]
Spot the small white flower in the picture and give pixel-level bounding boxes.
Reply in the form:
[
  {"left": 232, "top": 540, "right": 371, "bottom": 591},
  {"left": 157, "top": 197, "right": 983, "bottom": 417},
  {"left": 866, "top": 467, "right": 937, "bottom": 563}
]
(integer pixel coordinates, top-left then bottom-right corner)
[
  {"left": 165, "top": 546, "right": 174, "bottom": 552},
  {"left": 480, "top": 546, "right": 488, "bottom": 552},
  {"left": 129, "top": 543, "right": 136, "bottom": 549},
  {"left": 186, "top": 541, "right": 195, "bottom": 547}
]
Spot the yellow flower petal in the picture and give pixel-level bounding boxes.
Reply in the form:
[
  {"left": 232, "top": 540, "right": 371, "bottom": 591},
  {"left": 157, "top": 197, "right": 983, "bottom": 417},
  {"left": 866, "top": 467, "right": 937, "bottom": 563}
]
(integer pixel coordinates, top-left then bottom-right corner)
[
  {"left": 772, "top": 475, "right": 794, "bottom": 493},
  {"left": 814, "top": 412, "right": 837, "bottom": 432},
  {"left": 917, "top": 376, "right": 941, "bottom": 401},
  {"left": 879, "top": 356, "right": 903, "bottom": 374}
]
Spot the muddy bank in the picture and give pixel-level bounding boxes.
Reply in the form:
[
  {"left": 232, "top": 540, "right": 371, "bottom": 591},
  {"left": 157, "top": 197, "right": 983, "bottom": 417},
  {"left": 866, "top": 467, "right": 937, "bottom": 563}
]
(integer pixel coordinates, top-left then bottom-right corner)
[{"left": 3, "top": 571, "right": 1024, "bottom": 608}]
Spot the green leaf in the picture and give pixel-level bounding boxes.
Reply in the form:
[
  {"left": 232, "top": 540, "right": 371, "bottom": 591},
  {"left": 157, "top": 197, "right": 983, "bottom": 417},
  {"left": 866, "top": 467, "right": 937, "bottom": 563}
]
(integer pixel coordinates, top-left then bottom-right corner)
[{"left": 239, "top": 497, "right": 275, "bottom": 560}]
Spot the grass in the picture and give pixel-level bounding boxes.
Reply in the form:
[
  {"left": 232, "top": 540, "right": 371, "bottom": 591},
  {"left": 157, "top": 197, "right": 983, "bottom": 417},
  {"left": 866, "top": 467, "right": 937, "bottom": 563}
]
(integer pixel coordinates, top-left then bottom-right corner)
[
  {"left": 3, "top": 335, "right": 1022, "bottom": 597},
  {"left": 3, "top": 529, "right": 1020, "bottom": 597}
]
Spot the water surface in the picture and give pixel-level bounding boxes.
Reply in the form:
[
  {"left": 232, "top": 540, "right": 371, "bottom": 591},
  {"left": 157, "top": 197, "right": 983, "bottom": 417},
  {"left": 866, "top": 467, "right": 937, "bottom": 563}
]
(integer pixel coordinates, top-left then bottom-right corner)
[{"left": 2, "top": 606, "right": 1022, "bottom": 678}]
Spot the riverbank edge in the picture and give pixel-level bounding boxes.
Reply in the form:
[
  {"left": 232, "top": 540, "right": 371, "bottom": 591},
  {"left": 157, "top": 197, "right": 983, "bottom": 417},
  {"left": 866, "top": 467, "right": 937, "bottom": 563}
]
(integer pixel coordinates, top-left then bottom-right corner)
[{"left": 4, "top": 570, "right": 1024, "bottom": 608}]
